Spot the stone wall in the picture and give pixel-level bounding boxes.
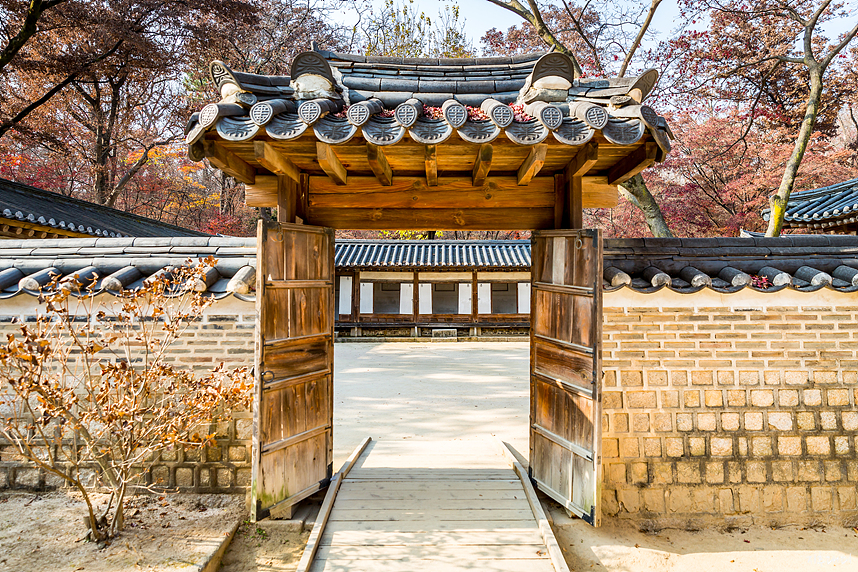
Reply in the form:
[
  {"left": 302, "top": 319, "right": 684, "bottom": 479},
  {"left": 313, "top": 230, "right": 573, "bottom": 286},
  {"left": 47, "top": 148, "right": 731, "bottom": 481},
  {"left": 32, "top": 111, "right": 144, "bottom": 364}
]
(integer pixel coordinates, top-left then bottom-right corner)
[
  {"left": 601, "top": 287, "right": 858, "bottom": 527},
  {"left": 0, "top": 295, "right": 255, "bottom": 493}
]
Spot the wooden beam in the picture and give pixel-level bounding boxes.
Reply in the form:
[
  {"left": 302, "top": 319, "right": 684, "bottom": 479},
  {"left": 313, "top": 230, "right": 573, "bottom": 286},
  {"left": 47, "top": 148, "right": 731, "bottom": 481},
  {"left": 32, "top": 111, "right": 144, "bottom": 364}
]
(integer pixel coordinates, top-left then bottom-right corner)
[
  {"left": 516, "top": 144, "right": 547, "bottom": 185},
  {"left": 309, "top": 176, "right": 555, "bottom": 209},
  {"left": 245, "top": 175, "right": 278, "bottom": 207},
  {"left": 472, "top": 143, "right": 493, "bottom": 186},
  {"left": 608, "top": 142, "right": 657, "bottom": 185},
  {"left": 366, "top": 143, "right": 392, "bottom": 186},
  {"left": 306, "top": 206, "right": 554, "bottom": 231},
  {"left": 254, "top": 141, "right": 300, "bottom": 182},
  {"left": 424, "top": 145, "right": 438, "bottom": 186},
  {"left": 202, "top": 140, "right": 255, "bottom": 184},
  {"left": 565, "top": 141, "right": 598, "bottom": 178},
  {"left": 316, "top": 142, "right": 347, "bottom": 185},
  {"left": 582, "top": 176, "right": 619, "bottom": 208}
]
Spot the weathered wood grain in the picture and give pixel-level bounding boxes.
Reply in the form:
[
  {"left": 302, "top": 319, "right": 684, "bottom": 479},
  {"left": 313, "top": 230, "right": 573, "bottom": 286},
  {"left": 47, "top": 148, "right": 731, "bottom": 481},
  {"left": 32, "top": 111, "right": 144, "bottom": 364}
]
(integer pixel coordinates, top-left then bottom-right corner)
[
  {"left": 255, "top": 140, "right": 301, "bottom": 181},
  {"left": 366, "top": 143, "right": 393, "bottom": 186},
  {"left": 472, "top": 143, "right": 492, "bottom": 186},
  {"left": 317, "top": 142, "right": 347, "bottom": 185},
  {"left": 425, "top": 145, "right": 438, "bottom": 186},
  {"left": 607, "top": 142, "right": 657, "bottom": 185},
  {"left": 203, "top": 140, "right": 255, "bottom": 184},
  {"left": 516, "top": 144, "right": 547, "bottom": 185}
]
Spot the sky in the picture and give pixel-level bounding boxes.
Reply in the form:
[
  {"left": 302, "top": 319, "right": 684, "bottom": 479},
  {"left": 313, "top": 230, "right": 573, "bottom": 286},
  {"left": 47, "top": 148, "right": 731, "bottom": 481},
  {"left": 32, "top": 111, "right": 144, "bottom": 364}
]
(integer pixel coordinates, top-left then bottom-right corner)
[{"left": 335, "top": 0, "right": 856, "bottom": 55}]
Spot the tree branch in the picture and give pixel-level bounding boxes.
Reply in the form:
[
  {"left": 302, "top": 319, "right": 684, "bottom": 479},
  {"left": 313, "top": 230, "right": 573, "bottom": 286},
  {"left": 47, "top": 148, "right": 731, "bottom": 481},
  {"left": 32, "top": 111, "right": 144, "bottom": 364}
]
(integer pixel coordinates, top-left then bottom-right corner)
[
  {"left": 619, "top": 0, "right": 662, "bottom": 77},
  {"left": 0, "top": 0, "right": 68, "bottom": 73}
]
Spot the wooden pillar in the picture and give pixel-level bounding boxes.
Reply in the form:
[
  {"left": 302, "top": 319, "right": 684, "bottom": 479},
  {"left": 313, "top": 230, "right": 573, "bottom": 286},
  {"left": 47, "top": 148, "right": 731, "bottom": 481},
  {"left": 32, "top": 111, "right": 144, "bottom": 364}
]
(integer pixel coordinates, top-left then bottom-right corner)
[
  {"left": 569, "top": 175, "right": 583, "bottom": 229},
  {"left": 277, "top": 175, "right": 299, "bottom": 223}
]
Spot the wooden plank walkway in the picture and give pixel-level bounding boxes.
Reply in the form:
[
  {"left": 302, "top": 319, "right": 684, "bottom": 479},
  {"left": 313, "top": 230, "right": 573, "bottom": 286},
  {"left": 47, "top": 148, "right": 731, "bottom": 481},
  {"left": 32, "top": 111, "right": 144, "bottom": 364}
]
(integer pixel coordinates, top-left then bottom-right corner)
[{"left": 302, "top": 439, "right": 568, "bottom": 572}]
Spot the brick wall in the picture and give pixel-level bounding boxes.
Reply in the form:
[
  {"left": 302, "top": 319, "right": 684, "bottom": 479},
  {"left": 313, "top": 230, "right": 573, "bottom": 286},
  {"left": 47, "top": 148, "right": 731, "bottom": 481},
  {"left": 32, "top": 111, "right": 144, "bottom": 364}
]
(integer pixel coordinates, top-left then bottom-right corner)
[
  {"left": 0, "top": 296, "right": 256, "bottom": 493},
  {"left": 601, "top": 288, "right": 858, "bottom": 527}
]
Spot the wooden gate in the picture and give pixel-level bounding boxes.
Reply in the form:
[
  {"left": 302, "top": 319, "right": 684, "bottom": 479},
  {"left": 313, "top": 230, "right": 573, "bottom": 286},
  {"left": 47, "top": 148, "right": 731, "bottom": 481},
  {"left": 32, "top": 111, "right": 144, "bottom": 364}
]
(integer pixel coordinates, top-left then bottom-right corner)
[
  {"left": 529, "top": 229, "right": 603, "bottom": 526},
  {"left": 252, "top": 221, "right": 335, "bottom": 520}
]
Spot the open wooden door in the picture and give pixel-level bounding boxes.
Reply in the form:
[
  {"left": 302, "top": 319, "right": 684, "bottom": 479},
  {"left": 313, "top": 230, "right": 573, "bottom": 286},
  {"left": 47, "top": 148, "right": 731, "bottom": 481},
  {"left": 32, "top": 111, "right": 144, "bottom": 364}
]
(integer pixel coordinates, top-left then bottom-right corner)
[
  {"left": 252, "top": 221, "right": 335, "bottom": 521},
  {"left": 529, "top": 229, "right": 603, "bottom": 526}
]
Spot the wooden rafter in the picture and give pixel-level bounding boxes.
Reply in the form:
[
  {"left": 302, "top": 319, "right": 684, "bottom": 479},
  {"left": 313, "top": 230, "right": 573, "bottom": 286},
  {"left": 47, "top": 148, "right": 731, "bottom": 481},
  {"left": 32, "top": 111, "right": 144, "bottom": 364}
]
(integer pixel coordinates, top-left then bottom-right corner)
[
  {"left": 366, "top": 143, "right": 392, "bottom": 186},
  {"left": 424, "top": 145, "right": 438, "bottom": 186},
  {"left": 203, "top": 140, "right": 256, "bottom": 184},
  {"left": 565, "top": 141, "right": 599, "bottom": 178},
  {"left": 317, "top": 142, "right": 348, "bottom": 185},
  {"left": 472, "top": 144, "right": 493, "bottom": 186},
  {"left": 255, "top": 141, "right": 300, "bottom": 182},
  {"left": 608, "top": 142, "right": 657, "bottom": 185},
  {"left": 517, "top": 144, "right": 547, "bottom": 186}
]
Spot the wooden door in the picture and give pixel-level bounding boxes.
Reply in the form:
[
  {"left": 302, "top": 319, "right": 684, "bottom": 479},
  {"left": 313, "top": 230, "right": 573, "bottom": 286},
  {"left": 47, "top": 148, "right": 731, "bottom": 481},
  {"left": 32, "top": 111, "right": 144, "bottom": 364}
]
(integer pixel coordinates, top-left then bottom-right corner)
[
  {"left": 529, "top": 229, "right": 603, "bottom": 526},
  {"left": 252, "top": 221, "right": 335, "bottom": 520}
]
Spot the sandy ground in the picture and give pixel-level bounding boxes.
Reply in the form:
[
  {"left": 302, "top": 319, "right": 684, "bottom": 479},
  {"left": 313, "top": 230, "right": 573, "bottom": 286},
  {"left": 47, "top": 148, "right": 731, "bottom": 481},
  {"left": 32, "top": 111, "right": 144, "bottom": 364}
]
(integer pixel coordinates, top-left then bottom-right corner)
[
  {"left": 0, "top": 490, "right": 242, "bottom": 572},
  {"left": 550, "top": 505, "right": 858, "bottom": 571},
  {"left": 218, "top": 521, "right": 308, "bottom": 572}
]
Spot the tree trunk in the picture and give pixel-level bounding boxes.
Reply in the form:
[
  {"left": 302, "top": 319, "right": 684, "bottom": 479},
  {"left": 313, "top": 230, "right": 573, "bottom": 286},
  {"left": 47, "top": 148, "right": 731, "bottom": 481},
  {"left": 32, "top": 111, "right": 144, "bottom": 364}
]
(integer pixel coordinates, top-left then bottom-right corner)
[
  {"left": 765, "top": 68, "right": 824, "bottom": 236},
  {"left": 618, "top": 174, "right": 674, "bottom": 237}
]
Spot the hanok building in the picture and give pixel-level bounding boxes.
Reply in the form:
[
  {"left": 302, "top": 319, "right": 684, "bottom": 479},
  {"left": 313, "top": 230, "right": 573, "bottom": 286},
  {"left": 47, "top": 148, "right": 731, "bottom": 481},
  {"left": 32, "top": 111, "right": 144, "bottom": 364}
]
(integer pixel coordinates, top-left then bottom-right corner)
[
  {"left": 762, "top": 177, "right": 858, "bottom": 233},
  {"left": 334, "top": 239, "right": 531, "bottom": 337},
  {"left": 185, "top": 45, "right": 673, "bottom": 528},
  {"left": 0, "top": 177, "right": 207, "bottom": 239}
]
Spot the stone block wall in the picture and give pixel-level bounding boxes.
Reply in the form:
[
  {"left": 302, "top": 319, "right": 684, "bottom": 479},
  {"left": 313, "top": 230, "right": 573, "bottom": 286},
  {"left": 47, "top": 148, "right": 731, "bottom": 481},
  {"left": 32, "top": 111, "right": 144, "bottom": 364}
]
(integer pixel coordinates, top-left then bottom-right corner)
[
  {"left": 601, "top": 289, "right": 858, "bottom": 527},
  {"left": 0, "top": 297, "right": 256, "bottom": 494}
]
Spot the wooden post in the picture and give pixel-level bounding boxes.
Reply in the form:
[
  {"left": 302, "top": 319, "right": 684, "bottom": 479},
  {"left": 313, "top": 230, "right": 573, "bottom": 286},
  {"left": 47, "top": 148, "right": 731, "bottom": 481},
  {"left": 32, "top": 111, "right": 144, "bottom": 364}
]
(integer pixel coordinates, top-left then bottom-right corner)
[
  {"left": 277, "top": 175, "right": 299, "bottom": 223},
  {"left": 570, "top": 175, "right": 583, "bottom": 229}
]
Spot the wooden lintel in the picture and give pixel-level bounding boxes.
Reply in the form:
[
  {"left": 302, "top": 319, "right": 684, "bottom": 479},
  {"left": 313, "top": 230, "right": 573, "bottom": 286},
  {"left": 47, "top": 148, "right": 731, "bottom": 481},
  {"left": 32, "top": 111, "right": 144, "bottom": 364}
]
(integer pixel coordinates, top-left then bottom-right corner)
[
  {"left": 255, "top": 141, "right": 300, "bottom": 182},
  {"left": 472, "top": 143, "right": 493, "bottom": 186},
  {"left": 516, "top": 144, "right": 547, "bottom": 186},
  {"left": 366, "top": 143, "right": 392, "bottom": 186},
  {"left": 565, "top": 141, "right": 599, "bottom": 178},
  {"left": 424, "top": 145, "right": 438, "bottom": 187},
  {"left": 317, "top": 142, "right": 347, "bottom": 185},
  {"left": 203, "top": 140, "right": 256, "bottom": 184},
  {"left": 608, "top": 142, "right": 657, "bottom": 186}
]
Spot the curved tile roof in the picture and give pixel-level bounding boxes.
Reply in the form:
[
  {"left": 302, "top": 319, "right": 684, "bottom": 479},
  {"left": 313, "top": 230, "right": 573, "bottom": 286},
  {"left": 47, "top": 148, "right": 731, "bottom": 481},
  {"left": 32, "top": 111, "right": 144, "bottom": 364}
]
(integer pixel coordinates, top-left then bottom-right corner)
[
  {"left": 186, "top": 47, "right": 671, "bottom": 155},
  {"left": 0, "top": 177, "right": 209, "bottom": 238},
  {"left": 762, "top": 178, "right": 858, "bottom": 229},
  {"left": 1, "top": 236, "right": 857, "bottom": 303},
  {"left": 335, "top": 240, "right": 531, "bottom": 269}
]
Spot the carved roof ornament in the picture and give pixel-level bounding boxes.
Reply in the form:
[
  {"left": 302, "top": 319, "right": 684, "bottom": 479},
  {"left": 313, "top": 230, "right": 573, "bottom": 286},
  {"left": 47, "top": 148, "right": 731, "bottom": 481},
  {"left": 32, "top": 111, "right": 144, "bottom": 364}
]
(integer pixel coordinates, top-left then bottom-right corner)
[{"left": 188, "top": 43, "right": 674, "bottom": 161}]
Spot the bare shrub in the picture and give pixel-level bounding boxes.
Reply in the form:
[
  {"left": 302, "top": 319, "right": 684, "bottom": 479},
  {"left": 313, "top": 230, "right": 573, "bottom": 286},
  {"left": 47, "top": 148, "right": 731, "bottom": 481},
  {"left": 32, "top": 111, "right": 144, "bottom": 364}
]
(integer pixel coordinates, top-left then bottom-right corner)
[{"left": 0, "top": 259, "right": 252, "bottom": 541}]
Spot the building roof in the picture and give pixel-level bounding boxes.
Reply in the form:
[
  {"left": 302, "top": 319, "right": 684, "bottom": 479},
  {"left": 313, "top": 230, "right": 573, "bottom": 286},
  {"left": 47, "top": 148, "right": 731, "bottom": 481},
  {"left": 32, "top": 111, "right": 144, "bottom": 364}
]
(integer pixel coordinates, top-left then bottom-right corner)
[
  {"left": 0, "top": 177, "right": 208, "bottom": 238},
  {"left": 761, "top": 177, "right": 858, "bottom": 230},
  {"left": 335, "top": 239, "right": 531, "bottom": 269},
  {"left": 187, "top": 46, "right": 671, "bottom": 158},
  {"left": 1, "top": 236, "right": 857, "bottom": 303},
  {"left": 0, "top": 237, "right": 255, "bottom": 301}
]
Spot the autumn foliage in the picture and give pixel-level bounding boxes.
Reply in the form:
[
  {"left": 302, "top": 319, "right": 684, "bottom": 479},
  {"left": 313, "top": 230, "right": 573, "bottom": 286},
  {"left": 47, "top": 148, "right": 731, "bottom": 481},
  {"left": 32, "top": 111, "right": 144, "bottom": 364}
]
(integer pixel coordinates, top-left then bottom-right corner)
[{"left": 0, "top": 261, "right": 252, "bottom": 541}]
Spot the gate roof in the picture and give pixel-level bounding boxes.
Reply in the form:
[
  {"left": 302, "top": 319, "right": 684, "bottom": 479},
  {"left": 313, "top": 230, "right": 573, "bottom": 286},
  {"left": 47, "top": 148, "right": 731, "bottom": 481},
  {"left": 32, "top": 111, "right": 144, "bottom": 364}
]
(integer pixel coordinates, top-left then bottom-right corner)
[{"left": 186, "top": 46, "right": 672, "bottom": 231}]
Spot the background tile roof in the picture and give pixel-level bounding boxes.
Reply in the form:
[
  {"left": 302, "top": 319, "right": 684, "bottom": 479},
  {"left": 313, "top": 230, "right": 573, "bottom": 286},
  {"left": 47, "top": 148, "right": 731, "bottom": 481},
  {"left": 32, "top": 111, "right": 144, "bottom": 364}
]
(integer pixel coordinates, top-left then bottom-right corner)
[
  {"left": 0, "top": 177, "right": 209, "bottom": 238},
  {"left": 761, "top": 178, "right": 858, "bottom": 229},
  {"left": 0, "top": 236, "right": 856, "bottom": 302}
]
